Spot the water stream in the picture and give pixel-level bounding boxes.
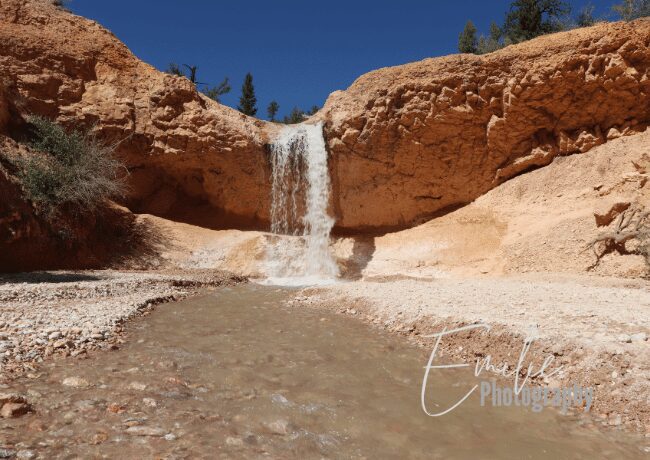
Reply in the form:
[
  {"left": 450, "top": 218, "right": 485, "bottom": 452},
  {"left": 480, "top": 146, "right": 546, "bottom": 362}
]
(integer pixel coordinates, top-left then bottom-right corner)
[
  {"left": 0, "top": 285, "right": 645, "bottom": 458},
  {"left": 264, "top": 123, "right": 339, "bottom": 286}
]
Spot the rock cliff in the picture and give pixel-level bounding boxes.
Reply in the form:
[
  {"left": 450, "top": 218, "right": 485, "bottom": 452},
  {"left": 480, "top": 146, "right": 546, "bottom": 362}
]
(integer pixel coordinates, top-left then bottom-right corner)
[
  {"left": 0, "top": 0, "right": 271, "bottom": 231},
  {"left": 0, "top": 0, "right": 649, "bottom": 235},
  {"left": 322, "top": 20, "right": 650, "bottom": 230}
]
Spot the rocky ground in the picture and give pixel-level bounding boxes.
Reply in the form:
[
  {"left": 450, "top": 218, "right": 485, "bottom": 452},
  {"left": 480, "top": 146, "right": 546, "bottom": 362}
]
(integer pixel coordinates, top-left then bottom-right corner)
[
  {"left": 294, "top": 273, "right": 650, "bottom": 435},
  {"left": 0, "top": 269, "right": 243, "bottom": 379}
]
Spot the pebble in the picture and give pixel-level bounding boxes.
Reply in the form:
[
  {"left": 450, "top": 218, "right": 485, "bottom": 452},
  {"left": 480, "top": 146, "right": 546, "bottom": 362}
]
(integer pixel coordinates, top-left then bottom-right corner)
[
  {"left": 48, "top": 331, "right": 62, "bottom": 340},
  {"left": 226, "top": 436, "right": 243, "bottom": 447},
  {"left": 0, "top": 449, "right": 16, "bottom": 459},
  {"left": 0, "top": 393, "right": 27, "bottom": 405},
  {"left": 52, "top": 339, "right": 68, "bottom": 349},
  {"left": 608, "top": 414, "right": 622, "bottom": 426},
  {"left": 617, "top": 334, "right": 632, "bottom": 343},
  {"left": 128, "top": 382, "right": 147, "bottom": 391},
  {"left": 157, "top": 360, "right": 177, "bottom": 370},
  {"left": 16, "top": 450, "right": 36, "bottom": 459},
  {"left": 630, "top": 332, "right": 647, "bottom": 342},
  {"left": 163, "top": 433, "right": 177, "bottom": 441},
  {"left": 106, "top": 403, "right": 126, "bottom": 414},
  {"left": 126, "top": 426, "right": 165, "bottom": 437},
  {"left": 62, "top": 377, "right": 90, "bottom": 388},
  {"left": 271, "top": 394, "right": 290, "bottom": 405},
  {"left": 1, "top": 402, "right": 30, "bottom": 418},
  {"left": 263, "top": 419, "right": 291, "bottom": 435},
  {"left": 142, "top": 398, "right": 157, "bottom": 407}
]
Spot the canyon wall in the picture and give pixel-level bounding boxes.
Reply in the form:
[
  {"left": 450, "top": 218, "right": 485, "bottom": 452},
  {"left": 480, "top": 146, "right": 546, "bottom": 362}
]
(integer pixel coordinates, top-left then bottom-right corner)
[
  {"left": 322, "top": 20, "right": 650, "bottom": 230},
  {"left": 0, "top": 0, "right": 649, "bottom": 235},
  {"left": 0, "top": 0, "right": 272, "bottom": 230}
]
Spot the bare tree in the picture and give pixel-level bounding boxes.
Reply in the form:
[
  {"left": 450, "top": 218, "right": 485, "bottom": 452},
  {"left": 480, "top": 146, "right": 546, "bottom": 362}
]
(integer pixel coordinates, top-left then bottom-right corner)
[{"left": 584, "top": 206, "right": 650, "bottom": 270}]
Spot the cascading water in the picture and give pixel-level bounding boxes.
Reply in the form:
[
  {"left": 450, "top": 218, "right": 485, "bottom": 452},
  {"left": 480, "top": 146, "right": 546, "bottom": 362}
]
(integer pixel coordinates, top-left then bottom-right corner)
[{"left": 263, "top": 122, "right": 339, "bottom": 286}]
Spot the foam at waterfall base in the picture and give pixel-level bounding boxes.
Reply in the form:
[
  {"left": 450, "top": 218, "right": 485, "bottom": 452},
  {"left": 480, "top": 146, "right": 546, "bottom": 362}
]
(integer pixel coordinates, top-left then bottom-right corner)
[{"left": 255, "top": 275, "right": 339, "bottom": 287}]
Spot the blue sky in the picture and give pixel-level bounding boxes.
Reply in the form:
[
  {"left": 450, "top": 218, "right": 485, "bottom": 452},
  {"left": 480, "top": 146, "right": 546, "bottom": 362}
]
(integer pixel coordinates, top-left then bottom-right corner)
[{"left": 69, "top": 1, "right": 620, "bottom": 120}]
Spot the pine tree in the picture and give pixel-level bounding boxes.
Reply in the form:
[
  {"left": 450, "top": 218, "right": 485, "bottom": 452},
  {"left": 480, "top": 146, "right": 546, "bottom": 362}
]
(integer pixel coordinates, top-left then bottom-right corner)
[
  {"left": 503, "top": 0, "right": 570, "bottom": 43},
  {"left": 238, "top": 73, "right": 257, "bottom": 116},
  {"left": 613, "top": 0, "right": 650, "bottom": 20},
  {"left": 490, "top": 21, "right": 503, "bottom": 42},
  {"left": 477, "top": 21, "right": 506, "bottom": 54},
  {"left": 576, "top": 4, "right": 596, "bottom": 27},
  {"left": 267, "top": 101, "right": 279, "bottom": 121},
  {"left": 282, "top": 107, "right": 306, "bottom": 124},
  {"left": 458, "top": 20, "right": 478, "bottom": 54}
]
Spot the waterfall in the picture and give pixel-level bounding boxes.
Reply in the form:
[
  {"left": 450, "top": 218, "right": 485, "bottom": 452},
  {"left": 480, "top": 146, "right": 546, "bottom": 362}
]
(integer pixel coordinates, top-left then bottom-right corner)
[{"left": 263, "top": 122, "right": 339, "bottom": 286}]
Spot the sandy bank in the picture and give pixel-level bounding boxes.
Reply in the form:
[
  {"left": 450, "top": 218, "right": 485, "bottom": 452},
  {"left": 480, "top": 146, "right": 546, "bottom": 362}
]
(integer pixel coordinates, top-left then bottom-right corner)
[{"left": 294, "top": 274, "right": 650, "bottom": 434}]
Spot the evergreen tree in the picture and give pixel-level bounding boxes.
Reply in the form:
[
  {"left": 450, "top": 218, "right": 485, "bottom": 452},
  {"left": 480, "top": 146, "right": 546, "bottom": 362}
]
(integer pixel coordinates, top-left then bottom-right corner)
[
  {"left": 503, "top": 0, "right": 570, "bottom": 43},
  {"left": 282, "top": 107, "right": 306, "bottom": 124},
  {"left": 267, "top": 101, "right": 279, "bottom": 121},
  {"left": 613, "top": 0, "right": 650, "bottom": 20},
  {"left": 238, "top": 73, "right": 257, "bottom": 116},
  {"left": 576, "top": 4, "right": 596, "bottom": 27},
  {"left": 490, "top": 21, "right": 503, "bottom": 41},
  {"left": 477, "top": 21, "right": 506, "bottom": 54},
  {"left": 202, "top": 78, "right": 231, "bottom": 103},
  {"left": 458, "top": 20, "right": 478, "bottom": 53},
  {"left": 576, "top": 5, "right": 596, "bottom": 27}
]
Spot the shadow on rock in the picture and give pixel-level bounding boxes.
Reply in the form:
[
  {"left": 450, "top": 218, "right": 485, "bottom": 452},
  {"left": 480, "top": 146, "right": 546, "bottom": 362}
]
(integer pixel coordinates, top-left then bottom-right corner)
[{"left": 339, "top": 237, "right": 376, "bottom": 280}]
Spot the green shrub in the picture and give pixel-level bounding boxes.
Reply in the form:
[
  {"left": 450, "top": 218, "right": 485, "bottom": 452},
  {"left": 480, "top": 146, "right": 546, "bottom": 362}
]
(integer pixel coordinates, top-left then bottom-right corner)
[
  {"left": 613, "top": 0, "right": 650, "bottom": 20},
  {"left": 18, "top": 116, "right": 126, "bottom": 215}
]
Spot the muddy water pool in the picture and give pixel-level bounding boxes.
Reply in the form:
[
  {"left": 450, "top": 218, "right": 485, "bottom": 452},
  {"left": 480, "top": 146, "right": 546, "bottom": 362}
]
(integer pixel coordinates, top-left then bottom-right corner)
[{"left": 0, "top": 284, "right": 645, "bottom": 458}]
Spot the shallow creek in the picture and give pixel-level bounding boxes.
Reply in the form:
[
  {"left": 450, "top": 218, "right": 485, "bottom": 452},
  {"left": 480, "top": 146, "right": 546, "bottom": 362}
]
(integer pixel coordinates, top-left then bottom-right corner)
[{"left": 0, "top": 284, "right": 644, "bottom": 458}]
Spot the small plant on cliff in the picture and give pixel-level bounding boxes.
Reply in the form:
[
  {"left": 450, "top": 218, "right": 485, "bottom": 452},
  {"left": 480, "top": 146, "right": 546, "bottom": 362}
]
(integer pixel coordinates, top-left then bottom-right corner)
[
  {"left": 18, "top": 117, "right": 126, "bottom": 216},
  {"left": 203, "top": 77, "right": 231, "bottom": 103},
  {"left": 166, "top": 63, "right": 230, "bottom": 102},
  {"left": 166, "top": 63, "right": 184, "bottom": 77},
  {"left": 613, "top": 0, "right": 650, "bottom": 20},
  {"left": 51, "top": 0, "right": 71, "bottom": 9},
  {"left": 458, "top": 20, "right": 478, "bottom": 53},
  {"left": 238, "top": 73, "right": 257, "bottom": 116}
]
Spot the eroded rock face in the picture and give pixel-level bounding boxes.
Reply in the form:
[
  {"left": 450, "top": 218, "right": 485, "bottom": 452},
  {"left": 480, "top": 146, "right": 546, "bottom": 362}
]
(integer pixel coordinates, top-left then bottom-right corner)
[
  {"left": 322, "top": 20, "right": 650, "bottom": 230},
  {"left": 1, "top": 0, "right": 649, "bottom": 234},
  {"left": 0, "top": 0, "right": 272, "bottom": 229}
]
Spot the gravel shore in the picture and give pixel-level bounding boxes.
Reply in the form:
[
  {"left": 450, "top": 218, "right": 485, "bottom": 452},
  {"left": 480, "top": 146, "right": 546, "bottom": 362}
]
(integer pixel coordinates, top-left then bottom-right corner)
[
  {"left": 1, "top": 268, "right": 648, "bottom": 436},
  {"left": 0, "top": 269, "right": 243, "bottom": 378},
  {"left": 295, "top": 273, "right": 650, "bottom": 434}
]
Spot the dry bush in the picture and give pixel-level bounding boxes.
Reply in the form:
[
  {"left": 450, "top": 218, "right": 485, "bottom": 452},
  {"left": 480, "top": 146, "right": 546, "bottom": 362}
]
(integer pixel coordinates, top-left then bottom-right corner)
[
  {"left": 585, "top": 206, "right": 650, "bottom": 271},
  {"left": 17, "top": 116, "right": 127, "bottom": 217}
]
